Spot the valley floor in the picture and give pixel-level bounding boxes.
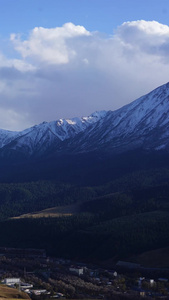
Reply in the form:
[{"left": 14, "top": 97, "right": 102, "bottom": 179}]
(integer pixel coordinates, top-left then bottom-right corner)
[{"left": 0, "top": 249, "right": 169, "bottom": 300}]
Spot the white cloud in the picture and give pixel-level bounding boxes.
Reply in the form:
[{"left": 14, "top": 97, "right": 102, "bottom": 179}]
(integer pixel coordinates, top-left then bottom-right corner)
[
  {"left": 0, "top": 21, "right": 169, "bottom": 130},
  {"left": 10, "top": 22, "right": 91, "bottom": 65},
  {"left": 115, "top": 20, "right": 169, "bottom": 59},
  {"left": 117, "top": 20, "right": 169, "bottom": 38}
]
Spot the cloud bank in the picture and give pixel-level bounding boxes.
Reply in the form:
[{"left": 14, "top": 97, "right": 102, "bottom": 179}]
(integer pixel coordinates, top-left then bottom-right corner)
[{"left": 0, "top": 20, "right": 169, "bottom": 130}]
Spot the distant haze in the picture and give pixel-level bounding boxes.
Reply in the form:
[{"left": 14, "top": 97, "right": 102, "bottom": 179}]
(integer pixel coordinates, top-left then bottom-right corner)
[{"left": 1, "top": 20, "right": 169, "bottom": 130}]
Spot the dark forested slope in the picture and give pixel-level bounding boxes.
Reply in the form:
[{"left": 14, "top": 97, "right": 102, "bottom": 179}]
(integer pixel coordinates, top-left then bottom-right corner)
[{"left": 0, "top": 163, "right": 169, "bottom": 263}]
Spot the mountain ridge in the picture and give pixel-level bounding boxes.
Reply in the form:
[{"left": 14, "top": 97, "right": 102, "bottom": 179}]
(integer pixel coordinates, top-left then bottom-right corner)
[{"left": 0, "top": 82, "right": 169, "bottom": 158}]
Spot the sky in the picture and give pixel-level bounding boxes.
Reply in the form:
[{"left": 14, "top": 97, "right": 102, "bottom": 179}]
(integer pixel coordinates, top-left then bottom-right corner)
[{"left": 0, "top": 0, "right": 169, "bottom": 130}]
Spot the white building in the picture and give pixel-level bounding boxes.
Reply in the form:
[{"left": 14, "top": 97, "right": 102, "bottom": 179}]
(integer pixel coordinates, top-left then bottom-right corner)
[
  {"left": 4, "top": 278, "right": 20, "bottom": 285},
  {"left": 20, "top": 282, "right": 33, "bottom": 290},
  {"left": 69, "top": 267, "right": 83, "bottom": 275},
  {"left": 31, "top": 289, "right": 47, "bottom": 295}
]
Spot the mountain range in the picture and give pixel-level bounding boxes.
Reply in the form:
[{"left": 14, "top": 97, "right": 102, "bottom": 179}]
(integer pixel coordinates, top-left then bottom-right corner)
[
  {"left": 0, "top": 82, "right": 169, "bottom": 185},
  {"left": 1, "top": 82, "right": 169, "bottom": 159}
]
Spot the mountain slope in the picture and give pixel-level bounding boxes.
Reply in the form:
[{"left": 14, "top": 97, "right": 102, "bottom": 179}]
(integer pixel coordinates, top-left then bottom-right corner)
[{"left": 64, "top": 82, "right": 169, "bottom": 153}]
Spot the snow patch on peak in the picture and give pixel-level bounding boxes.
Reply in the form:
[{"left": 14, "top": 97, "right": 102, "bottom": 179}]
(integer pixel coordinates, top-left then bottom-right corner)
[
  {"left": 82, "top": 110, "right": 108, "bottom": 123},
  {"left": 66, "top": 119, "right": 77, "bottom": 125}
]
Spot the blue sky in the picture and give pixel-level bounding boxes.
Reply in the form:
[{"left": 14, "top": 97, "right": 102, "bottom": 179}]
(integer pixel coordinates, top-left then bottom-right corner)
[
  {"left": 1, "top": 0, "right": 169, "bottom": 35},
  {"left": 0, "top": 0, "right": 169, "bottom": 130}
]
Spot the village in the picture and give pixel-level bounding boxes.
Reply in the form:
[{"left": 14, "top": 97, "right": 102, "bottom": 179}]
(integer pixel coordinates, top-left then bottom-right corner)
[{"left": 0, "top": 248, "right": 169, "bottom": 299}]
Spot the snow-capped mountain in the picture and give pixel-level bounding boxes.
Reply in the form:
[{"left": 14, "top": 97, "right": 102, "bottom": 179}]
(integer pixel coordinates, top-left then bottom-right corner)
[
  {"left": 1, "top": 82, "right": 169, "bottom": 158},
  {"left": 0, "top": 110, "right": 108, "bottom": 156}
]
